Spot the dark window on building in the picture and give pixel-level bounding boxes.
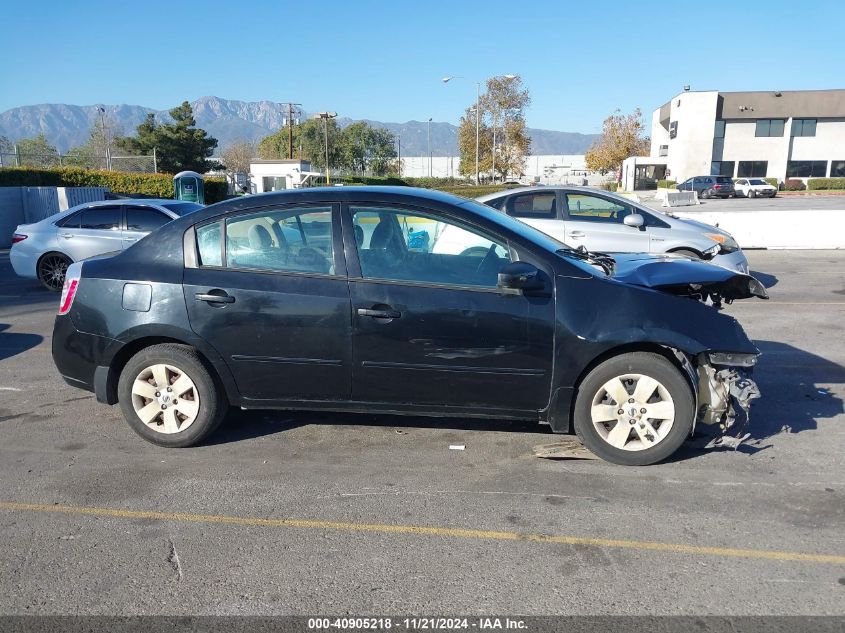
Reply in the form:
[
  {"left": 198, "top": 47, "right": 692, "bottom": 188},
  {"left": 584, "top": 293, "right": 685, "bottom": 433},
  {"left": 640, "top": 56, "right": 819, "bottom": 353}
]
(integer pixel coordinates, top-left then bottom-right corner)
[
  {"left": 659, "top": 145, "right": 668, "bottom": 157},
  {"left": 714, "top": 120, "right": 726, "bottom": 138},
  {"left": 786, "top": 161, "right": 828, "bottom": 178},
  {"left": 792, "top": 119, "right": 817, "bottom": 137},
  {"left": 79, "top": 206, "right": 121, "bottom": 231},
  {"left": 755, "top": 119, "right": 785, "bottom": 137},
  {"left": 710, "top": 161, "right": 735, "bottom": 177},
  {"left": 737, "top": 161, "right": 768, "bottom": 178},
  {"left": 669, "top": 121, "right": 678, "bottom": 139},
  {"left": 831, "top": 161, "right": 845, "bottom": 178}
]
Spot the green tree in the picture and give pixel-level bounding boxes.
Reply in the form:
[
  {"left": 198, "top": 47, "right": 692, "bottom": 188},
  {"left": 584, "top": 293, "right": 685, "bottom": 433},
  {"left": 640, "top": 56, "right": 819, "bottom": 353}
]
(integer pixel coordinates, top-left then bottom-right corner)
[
  {"left": 114, "top": 102, "right": 219, "bottom": 174},
  {"left": 482, "top": 75, "right": 531, "bottom": 181},
  {"left": 457, "top": 75, "right": 531, "bottom": 181},
  {"left": 337, "top": 122, "right": 397, "bottom": 176},
  {"left": 585, "top": 108, "right": 650, "bottom": 177},
  {"left": 17, "top": 133, "right": 60, "bottom": 168},
  {"left": 258, "top": 118, "right": 342, "bottom": 170}
]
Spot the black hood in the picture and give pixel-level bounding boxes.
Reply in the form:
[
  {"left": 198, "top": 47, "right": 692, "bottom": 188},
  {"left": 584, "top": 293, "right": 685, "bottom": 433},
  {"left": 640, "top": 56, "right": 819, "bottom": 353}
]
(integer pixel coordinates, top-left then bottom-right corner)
[{"left": 609, "top": 253, "right": 769, "bottom": 301}]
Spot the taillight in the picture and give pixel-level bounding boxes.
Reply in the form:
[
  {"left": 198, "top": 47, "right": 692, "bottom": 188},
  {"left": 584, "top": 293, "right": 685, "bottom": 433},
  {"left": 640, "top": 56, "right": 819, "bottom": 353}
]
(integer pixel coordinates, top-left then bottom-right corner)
[
  {"left": 714, "top": 185, "right": 722, "bottom": 189},
  {"left": 58, "top": 263, "right": 83, "bottom": 315},
  {"left": 11, "top": 233, "right": 27, "bottom": 245}
]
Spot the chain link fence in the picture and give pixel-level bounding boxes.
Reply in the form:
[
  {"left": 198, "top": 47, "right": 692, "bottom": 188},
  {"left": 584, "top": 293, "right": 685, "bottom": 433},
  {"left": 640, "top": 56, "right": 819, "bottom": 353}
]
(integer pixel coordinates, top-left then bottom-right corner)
[{"left": 0, "top": 151, "right": 157, "bottom": 173}]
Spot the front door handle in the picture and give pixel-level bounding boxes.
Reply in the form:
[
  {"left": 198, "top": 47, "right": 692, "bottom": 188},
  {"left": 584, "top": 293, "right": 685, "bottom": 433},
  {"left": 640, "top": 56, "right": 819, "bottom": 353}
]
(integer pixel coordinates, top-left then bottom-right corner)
[
  {"left": 569, "top": 231, "right": 585, "bottom": 238},
  {"left": 357, "top": 307, "right": 401, "bottom": 319},
  {"left": 195, "top": 292, "right": 235, "bottom": 304}
]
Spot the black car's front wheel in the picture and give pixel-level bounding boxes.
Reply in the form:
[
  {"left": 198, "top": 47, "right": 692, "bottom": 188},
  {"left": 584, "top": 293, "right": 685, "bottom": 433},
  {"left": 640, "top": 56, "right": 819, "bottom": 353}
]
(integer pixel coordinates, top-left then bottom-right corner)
[
  {"left": 117, "top": 344, "right": 227, "bottom": 447},
  {"left": 37, "top": 252, "right": 71, "bottom": 291},
  {"left": 573, "top": 352, "right": 694, "bottom": 466}
]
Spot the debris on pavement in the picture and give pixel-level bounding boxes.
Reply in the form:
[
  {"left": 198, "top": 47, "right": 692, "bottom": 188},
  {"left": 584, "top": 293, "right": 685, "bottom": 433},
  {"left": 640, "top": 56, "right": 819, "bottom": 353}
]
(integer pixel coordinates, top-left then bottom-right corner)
[
  {"left": 533, "top": 437, "right": 598, "bottom": 460},
  {"left": 448, "top": 444, "right": 465, "bottom": 451}
]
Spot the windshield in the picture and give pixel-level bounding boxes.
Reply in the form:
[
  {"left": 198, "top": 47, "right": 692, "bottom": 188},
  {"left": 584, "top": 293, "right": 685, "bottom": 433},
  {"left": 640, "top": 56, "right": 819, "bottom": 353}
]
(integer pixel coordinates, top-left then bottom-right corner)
[
  {"left": 161, "top": 202, "right": 204, "bottom": 216},
  {"left": 749, "top": 179, "right": 768, "bottom": 185}
]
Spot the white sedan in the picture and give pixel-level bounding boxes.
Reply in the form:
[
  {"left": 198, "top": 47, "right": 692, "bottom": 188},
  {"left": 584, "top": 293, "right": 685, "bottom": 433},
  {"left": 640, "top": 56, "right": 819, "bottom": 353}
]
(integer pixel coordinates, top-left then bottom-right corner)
[
  {"left": 734, "top": 178, "right": 777, "bottom": 198},
  {"left": 10, "top": 199, "right": 203, "bottom": 291}
]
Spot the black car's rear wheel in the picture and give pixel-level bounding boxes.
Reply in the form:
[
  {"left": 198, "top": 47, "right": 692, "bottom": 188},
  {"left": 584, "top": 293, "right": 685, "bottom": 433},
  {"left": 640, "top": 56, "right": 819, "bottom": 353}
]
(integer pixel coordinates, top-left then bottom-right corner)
[
  {"left": 573, "top": 352, "right": 694, "bottom": 466},
  {"left": 37, "top": 252, "right": 71, "bottom": 291},
  {"left": 118, "top": 344, "right": 226, "bottom": 447}
]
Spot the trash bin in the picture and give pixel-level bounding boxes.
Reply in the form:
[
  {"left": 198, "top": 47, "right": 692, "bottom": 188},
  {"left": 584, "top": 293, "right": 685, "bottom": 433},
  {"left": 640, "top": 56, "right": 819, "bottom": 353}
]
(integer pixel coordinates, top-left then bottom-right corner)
[{"left": 173, "top": 171, "right": 204, "bottom": 204}]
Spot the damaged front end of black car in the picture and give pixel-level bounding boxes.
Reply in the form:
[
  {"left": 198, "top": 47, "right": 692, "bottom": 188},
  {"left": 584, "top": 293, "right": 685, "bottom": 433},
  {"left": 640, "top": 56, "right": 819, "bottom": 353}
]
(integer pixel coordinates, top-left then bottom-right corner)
[{"left": 556, "top": 249, "right": 766, "bottom": 453}]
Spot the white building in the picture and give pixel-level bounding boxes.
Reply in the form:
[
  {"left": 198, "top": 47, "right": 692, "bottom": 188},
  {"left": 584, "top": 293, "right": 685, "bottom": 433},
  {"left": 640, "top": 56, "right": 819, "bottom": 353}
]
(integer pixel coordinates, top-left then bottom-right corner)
[
  {"left": 249, "top": 159, "right": 322, "bottom": 193},
  {"left": 399, "top": 154, "right": 605, "bottom": 186},
  {"left": 647, "top": 88, "right": 845, "bottom": 185}
]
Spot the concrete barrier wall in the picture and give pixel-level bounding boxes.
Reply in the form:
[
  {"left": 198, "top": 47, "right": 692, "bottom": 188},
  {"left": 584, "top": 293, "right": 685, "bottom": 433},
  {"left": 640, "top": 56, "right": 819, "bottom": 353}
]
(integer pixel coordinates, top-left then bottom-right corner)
[{"left": 673, "top": 208, "right": 845, "bottom": 249}]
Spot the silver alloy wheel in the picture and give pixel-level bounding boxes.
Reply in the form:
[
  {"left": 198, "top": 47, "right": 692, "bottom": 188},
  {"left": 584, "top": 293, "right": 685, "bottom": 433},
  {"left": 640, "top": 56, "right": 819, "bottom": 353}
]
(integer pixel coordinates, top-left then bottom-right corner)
[
  {"left": 589, "top": 373, "right": 676, "bottom": 452},
  {"left": 130, "top": 363, "right": 200, "bottom": 434},
  {"left": 39, "top": 254, "right": 70, "bottom": 291}
]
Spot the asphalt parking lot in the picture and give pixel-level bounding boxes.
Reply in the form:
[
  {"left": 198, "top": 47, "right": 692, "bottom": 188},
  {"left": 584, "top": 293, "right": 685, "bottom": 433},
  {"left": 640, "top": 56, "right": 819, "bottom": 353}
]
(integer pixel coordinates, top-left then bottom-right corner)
[
  {"left": 639, "top": 192, "right": 845, "bottom": 213},
  {"left": 0, "top": 248, "right": 843, "bottom": 616}
]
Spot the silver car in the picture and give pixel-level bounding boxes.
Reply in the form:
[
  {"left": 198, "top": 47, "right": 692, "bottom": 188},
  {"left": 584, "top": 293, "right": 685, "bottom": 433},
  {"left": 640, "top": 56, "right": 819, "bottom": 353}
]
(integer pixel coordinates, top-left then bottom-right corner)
[
  {"left": 477, "top": 186, "right": 749, "bottom": 272},
  {"left": 10, "top": 199, "right": 204, "bottom": 290}
]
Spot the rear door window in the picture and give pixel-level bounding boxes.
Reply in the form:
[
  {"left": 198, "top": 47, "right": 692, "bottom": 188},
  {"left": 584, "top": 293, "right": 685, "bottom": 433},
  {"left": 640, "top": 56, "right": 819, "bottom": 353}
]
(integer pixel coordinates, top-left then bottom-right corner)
[
  {"left": 126, "top": 206, "right": 172, "bottom": 232},
  {"left": 506, "top": 192, "right": 557, "bottom": 218},
  {"left": 715, "top": 177, "right": 733, "bottom": 184},
  {"left": 79, "top": 206, "right": 121, "bottom": 231}
]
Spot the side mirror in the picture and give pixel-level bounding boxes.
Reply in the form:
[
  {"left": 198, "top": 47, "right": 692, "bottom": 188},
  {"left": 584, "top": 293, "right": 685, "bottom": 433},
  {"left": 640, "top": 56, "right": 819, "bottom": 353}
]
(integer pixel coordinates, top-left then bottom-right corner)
[
  {"left": 497, "top": 261, "right": 545, "bottom": 293},
  {"left": 624, "top": 213, "right": 645, "bottom": 230}
]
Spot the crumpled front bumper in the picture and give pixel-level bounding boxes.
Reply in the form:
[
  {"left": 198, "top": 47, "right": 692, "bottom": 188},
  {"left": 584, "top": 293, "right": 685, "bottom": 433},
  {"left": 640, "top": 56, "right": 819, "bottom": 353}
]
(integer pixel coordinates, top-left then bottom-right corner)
[{"left": 692, "top": 361, "right": 761, "bottom": 449}]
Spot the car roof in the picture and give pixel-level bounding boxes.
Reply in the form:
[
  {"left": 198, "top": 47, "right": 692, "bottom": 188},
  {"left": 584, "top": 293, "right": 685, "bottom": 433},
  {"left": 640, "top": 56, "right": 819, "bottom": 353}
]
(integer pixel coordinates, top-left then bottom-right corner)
[{"left": 475, "top": 185, "right": 639, "bottom": 205}]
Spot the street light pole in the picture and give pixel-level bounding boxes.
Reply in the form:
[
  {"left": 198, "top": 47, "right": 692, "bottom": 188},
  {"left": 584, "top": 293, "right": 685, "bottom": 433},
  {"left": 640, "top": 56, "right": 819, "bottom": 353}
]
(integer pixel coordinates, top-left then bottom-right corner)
[
  {"left": 443, "top": 75, "right": 516, "bottom": 185},
  {"left": 427, "top": 117, "right": 433, "bottom": 178},
  {"left": 314, "top": 111, "right": 337, "bottom": 185},
  {"left": 97, "top": 106, "right": 111, "bottom": 170}
]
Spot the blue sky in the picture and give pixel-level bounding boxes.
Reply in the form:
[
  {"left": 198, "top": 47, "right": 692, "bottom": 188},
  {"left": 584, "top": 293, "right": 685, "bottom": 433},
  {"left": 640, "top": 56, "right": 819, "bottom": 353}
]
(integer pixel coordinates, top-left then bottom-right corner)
[{"left": 3, "top": 0, "right": 844, "bottom": 133}]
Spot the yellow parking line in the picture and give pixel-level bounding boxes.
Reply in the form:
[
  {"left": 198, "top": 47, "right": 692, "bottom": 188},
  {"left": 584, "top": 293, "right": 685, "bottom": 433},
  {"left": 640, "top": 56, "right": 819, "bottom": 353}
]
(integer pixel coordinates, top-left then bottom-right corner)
[{"left": 2, "top": 501, "right": 843, "bottom": 565}]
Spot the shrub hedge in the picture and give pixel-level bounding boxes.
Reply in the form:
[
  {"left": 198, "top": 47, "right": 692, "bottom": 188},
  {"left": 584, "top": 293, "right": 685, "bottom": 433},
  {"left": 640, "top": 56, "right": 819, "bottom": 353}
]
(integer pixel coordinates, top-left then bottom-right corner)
[
  {"left": 782, "top": 179, "right": 806, "bottom": 191},
  {"left": 656, "top": 179, "right": 677, "bottom": 188},
  {"left": 807, "top": 177, "right": 845, "bottom": 190},
  {"left": 0, "top": 167, "right": 228, "bottom": 203},
  {"left": 764, "top": 178, "right": 779, "bottom": 188},
  {"left": 598, "top": 181, "right": 619, "bottom": 192}
]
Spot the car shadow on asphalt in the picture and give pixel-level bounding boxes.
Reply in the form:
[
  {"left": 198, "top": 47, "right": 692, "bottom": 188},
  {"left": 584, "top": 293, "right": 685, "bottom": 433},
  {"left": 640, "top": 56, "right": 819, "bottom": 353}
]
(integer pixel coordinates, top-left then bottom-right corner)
[
  {"left": 674, "top": 339, "right": 844, "bottom": 461},
  {"left": 0, "top": 253, "right": 59, "bottom": 310},
  {"left": 206, "top": 408, "right": 553, "bottom": 446},
  {"left": 0, "top": 323, "right": 44, "bottom": 362}
]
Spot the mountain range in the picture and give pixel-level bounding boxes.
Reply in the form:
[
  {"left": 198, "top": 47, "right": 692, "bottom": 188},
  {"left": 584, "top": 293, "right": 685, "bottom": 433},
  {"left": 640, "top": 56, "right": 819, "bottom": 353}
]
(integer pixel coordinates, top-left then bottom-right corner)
[{"left": 0, "top": 96, "right": 598, "bottom": 156}]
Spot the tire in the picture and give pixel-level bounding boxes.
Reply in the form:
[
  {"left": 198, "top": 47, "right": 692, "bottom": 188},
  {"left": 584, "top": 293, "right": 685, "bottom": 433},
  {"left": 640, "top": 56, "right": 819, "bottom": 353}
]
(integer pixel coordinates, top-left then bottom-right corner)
[
  {"left": 573, "top": 352, "right": 694, "bottom": 466},
  {"left": 37, "top": 252, "right": 72, "bottom": 292},
  {"left": 670, "top": 248, "right": 701, "bottom": 260},
  {"left": 117, "top": 344, "right": 227, "bottom": 447},
  {"left": 748, "top": 190, "right": 756, "bottom": 199}
]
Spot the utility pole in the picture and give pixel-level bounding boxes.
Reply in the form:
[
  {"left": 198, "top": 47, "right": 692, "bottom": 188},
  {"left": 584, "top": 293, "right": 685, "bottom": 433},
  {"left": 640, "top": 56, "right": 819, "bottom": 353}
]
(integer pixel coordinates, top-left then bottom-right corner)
[
  {"left": 315, "top": 112, "right": 337, "bottom": 184},
  {"left": 282, "top": 102, "right": 302, "bottom": 160},
  {"left": 397, "top": 137, "right": 401, "bottom": 177},
  {"left": 427, "top": 118, "right": 433, "bottom": 178}
]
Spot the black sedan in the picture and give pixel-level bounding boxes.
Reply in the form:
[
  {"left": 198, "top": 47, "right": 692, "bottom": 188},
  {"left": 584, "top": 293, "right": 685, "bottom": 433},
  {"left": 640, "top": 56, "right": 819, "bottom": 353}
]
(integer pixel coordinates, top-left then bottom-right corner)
[{"left": 52, "top": 187, "right": 767, "bottom": 465}]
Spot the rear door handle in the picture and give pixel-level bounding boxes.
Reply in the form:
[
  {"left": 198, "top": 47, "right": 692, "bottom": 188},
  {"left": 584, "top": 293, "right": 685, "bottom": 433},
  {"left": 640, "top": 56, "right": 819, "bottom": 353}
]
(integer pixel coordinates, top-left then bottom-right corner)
[
  {"left": 357, "top": 308, "right": 401, "bottom": 319},
  {"left": 569, "top": 231, "right": 585, "bottom": 237},
  {"left": 60, "top": 233, "right": 74, "bottom": 239},
  {"left": 195, "top": 292, "right": 235, "bottom": 304}
]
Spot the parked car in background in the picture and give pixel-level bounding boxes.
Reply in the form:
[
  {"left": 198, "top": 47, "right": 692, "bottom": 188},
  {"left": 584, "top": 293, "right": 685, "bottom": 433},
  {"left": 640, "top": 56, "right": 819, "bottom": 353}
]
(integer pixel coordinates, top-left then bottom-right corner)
[
  {"left": 476, "top": 186, "right": 749, "bottom": 273},
  {"left": 51, "top": 186, "right": 767, "bottom": 466},
  {"left": 734, "top": 178, "right": 777, "bottom": 198},
  {"left": 676, "top": 176, "right": 736, "bottom": 199},
  {"left": 10, "top": 199, "right": 204, "bottom": 291}
]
